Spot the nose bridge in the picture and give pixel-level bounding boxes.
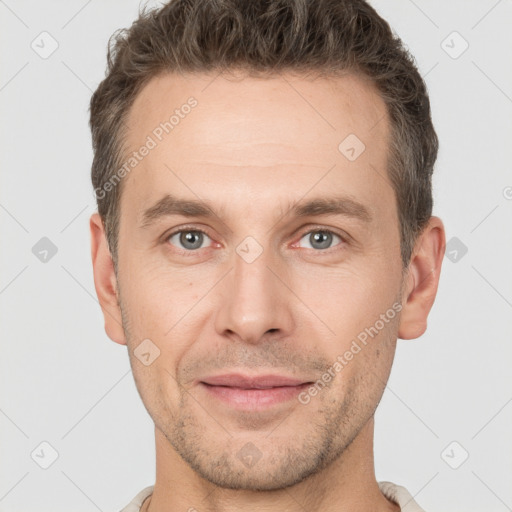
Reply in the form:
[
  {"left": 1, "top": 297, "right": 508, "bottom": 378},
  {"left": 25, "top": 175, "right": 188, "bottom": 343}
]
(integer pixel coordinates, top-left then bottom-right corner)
[{"left": 214, "top": 238, "right": 293, "bottom": 343}]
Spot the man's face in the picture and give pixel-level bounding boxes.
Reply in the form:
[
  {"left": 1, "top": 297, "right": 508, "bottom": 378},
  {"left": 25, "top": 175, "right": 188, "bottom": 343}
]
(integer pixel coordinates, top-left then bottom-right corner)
[{"left": 116, "top": 71, "right": 404, "bottom": 490}]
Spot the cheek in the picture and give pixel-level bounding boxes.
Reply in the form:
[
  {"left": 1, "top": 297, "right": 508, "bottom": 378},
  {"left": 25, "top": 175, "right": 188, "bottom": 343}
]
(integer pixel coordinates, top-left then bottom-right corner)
[
  {"left": 119, "top": 270, "right": 209, "bottom": 380},
  {"left": 321, "top": 314, "right": 399, "bottom": 415},
  {"left": 306, "top": 265, "right": 401, "bottom": 370},
  {"left": 304, "top": 261, "right": 398, "bottom": 325},
  {"left": 120, "top": 258, "right": 202, "bottom": 329}
]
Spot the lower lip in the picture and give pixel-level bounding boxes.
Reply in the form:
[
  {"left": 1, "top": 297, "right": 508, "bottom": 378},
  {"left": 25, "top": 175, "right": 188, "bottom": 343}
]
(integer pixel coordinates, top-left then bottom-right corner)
[{"left": 199, "top": 382, "right": 311, "bottom": 410}]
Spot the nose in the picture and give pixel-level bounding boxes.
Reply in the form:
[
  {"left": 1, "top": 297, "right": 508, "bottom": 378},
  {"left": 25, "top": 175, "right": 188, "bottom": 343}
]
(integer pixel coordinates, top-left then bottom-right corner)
[{"left": 214, "top": 243, "right": 295, "bottom": 345}]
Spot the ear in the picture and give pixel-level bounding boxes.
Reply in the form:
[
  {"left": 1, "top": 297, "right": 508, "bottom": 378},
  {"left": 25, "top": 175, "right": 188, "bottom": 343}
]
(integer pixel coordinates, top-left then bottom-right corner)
[
  {"left": 398, "top": 216, "right": 446, "bottom": 340},
  {"left": 90, "top": 212, "right": 126, "bottom": 345}
]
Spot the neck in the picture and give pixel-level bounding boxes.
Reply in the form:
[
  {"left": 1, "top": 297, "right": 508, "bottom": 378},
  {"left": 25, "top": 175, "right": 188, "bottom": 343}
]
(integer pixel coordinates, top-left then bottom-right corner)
[{"left": 143, "top": 416, "right": 399, "bottom": 512}]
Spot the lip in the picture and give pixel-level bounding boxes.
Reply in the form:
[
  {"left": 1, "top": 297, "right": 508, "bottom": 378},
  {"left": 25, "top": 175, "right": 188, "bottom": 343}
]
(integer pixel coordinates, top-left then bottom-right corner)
[{"left": 198, "top": 373, "right": 313, "bottom": 411}]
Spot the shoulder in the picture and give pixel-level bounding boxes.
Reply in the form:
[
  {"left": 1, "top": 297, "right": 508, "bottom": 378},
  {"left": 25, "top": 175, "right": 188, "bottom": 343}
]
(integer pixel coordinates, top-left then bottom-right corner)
[
  {"left": 378, "top": 480, "right": 427, "bottom": 511},
  {"left": 118, "top": 485, "right": 154, "bottom": 512}
]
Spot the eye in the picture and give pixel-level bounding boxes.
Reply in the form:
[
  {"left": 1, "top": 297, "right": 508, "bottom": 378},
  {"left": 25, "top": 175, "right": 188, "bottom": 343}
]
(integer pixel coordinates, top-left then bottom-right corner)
[
  {"left": 167, "top": 229, "right": 212, "bottom": 251},
  {"left": 297, "top": 229, "right": 344, "bottom": 251}
]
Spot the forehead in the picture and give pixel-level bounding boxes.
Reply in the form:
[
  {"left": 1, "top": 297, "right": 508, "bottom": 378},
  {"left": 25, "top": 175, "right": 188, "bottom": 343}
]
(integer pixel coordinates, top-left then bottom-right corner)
[
  {"left": 126, "top": 70, "right": 388, "bottom": 151},
  {"left": 120, "top": 70, "right": 392, "bottom": 223}
]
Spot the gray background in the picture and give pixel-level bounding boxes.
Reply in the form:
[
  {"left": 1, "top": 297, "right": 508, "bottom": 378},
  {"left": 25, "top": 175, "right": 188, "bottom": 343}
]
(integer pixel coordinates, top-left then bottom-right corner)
[{"left": 1, "top": 0, "right": 511, "bottom": 511}]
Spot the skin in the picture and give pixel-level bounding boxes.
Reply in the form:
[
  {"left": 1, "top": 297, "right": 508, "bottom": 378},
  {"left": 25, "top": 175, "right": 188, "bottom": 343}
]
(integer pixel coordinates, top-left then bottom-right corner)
[{"left": 90, "top": 70, "right": 445, "bottom": 512}]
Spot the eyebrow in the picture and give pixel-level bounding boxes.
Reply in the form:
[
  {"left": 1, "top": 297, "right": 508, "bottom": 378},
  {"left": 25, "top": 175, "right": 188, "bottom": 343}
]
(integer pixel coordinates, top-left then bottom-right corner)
[{"left": 140, "top": 193, "right": 372, "bottom": 229}]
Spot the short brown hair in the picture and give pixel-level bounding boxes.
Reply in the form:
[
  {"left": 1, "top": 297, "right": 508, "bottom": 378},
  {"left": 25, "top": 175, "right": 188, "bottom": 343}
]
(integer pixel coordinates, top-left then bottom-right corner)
[{"left": 90, "top": 0, "right": 438, "bottom": 271}]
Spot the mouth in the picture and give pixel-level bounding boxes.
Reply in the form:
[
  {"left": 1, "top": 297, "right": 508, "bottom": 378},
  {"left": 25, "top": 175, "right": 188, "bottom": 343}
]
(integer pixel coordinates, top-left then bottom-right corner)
[{"left": 198, "top": 373, "right": 313, "bottom": 410}]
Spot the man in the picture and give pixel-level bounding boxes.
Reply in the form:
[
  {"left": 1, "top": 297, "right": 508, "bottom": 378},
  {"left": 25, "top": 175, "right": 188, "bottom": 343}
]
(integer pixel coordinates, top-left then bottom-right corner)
[{"left": 89, "top": 0, "right": 445, "bottom": 510}]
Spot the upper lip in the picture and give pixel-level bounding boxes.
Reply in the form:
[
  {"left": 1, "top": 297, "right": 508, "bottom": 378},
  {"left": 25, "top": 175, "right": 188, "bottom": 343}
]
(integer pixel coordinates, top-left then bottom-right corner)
[{"left": 200, "top": 373, "right": 311, "bottom": 389}]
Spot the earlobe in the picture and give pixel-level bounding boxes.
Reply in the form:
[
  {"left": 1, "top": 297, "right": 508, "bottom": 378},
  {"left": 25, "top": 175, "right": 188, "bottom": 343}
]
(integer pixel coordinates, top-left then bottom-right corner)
[
  {"left": 90, "top": 212, "right": 127, "bottom": 345},
  {"left": 398, "top": 216, "right": 446, "bottom": 340}
]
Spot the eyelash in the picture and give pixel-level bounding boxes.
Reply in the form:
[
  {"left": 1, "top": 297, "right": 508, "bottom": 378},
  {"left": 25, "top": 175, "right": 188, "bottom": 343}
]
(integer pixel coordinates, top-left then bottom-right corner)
[{"left": 164, "top": 225, "right": 348, "bottom": 255}]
